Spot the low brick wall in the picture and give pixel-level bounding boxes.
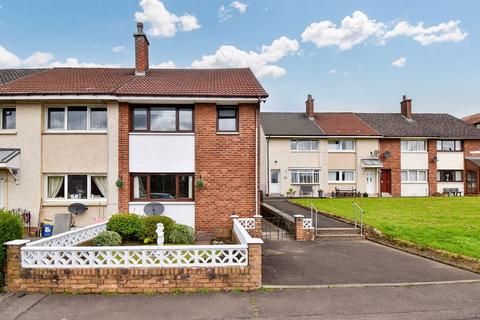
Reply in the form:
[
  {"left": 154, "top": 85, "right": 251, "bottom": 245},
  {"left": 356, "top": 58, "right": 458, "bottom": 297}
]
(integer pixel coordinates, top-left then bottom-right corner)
[{"left": 4, "top": 241, "right": 262, "bottom": 294}]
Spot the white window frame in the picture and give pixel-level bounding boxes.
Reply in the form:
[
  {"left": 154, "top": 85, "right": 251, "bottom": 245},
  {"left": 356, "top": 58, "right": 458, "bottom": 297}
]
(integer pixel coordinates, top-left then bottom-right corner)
[
  {"left": 0, "top": 106, "right": 16, "bottom": 131},
  {"left": 290, "top": 139, "right": 318, "bottom": 152},
  {"left": 401, "top": 140, "right": 427, "bottom": 153},
  {"left": 290, "top": 169, "right": 320, "bottom": 184},
  {"left": 437, "top": 140, "right": 462, "bottom": 152},
  {"left": 45, "top": 105, "right": 108, "bottom": 133},
  {"left": 45, "top": 174, "right": 108, "bottom": 201},
  {"left": 328, "top": 139, "right": 355, "bottom": 152},
  {"left": 328, "top": 170, "right": 356, "bottom": 183},
  {"left": 400, "top": 170, "right": 428, "bottom": 183}
]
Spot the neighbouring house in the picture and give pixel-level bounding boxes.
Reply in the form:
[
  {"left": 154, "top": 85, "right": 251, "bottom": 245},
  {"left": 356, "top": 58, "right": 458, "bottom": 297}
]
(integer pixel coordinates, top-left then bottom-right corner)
[
  {"left": 462, "top": 113, "right": 480, "bottom": 128},
  {"left": 261, "top": 95, "right": 480, "bottom": 197},
  {"left": 0, "top": 22, "right": 267, "bottom": 237}
]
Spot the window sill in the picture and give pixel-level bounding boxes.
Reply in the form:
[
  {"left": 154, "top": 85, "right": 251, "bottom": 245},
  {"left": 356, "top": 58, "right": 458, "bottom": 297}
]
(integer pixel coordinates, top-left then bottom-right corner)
[
  {"left": 437, "top": 181, "right": 463, "bottom": 183},
  {"left": 328, "top": 150, "right": 355, "bottom": 153},
  {"left": 401, "top": 181, "right": 428, "bottom": 184},
  {"left": 0, "top": 130, "right": 17, "bottom": 135},
  {"left": 129, "top": 132, "right": 194, "bottom": 136},
  {"left": 291, "top": 150, "right": 318, "bottom": 153},
  {"left": 328, "top": 181, "right": 356, "bottom": 184},
  {"left": 43, "top": 130, "right": 107, "bottom": 135},
  {"left": 129, "top": 201, "right": 195, "bottom": 205},
  {"left": 216, "top": 132, "right": 239, "bottom": 135},
  {"left": 437, "top": 151, "right": 463, "bottom": 153},
  {"left": 43, "top": 199, "right": 108, "bottom": 206},
  {"left": 400, "top": 151, "right": 427, "bottom": 154}
]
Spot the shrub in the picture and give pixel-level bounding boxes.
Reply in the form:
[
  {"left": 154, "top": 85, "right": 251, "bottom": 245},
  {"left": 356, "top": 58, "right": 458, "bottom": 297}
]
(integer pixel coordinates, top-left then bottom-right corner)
[
  {"left": 363, "top": 192, "right": 369, "bottom": 198},
  {"left": 0, "top": 209, "right": 23, "bottom": 286},
  {"left": 92, "top": 231, "right": 122, "bottom": 246},
  {"left": 169, "top": 224, "right": 195, "bottom": 245},
  {"left": 139, "top": 216, "right": 175, "bottom": 244},
  {"left": 107, "top": 214, "right": 142, "bottom": 241}
]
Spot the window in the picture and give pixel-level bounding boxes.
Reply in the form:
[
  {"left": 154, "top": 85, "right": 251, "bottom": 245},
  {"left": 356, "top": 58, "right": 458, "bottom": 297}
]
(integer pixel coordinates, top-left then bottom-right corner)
[
  {"left": 328, "top": 140, "right": 355, "bottom": 151},
  {"left": 217, "top": 106, "right": 238, "bottom": 132},
  {"left": 437, "top": 140, "right": 462, "bottom": 152},
  {"left": 437, "top": 170, "right": 463, "bottom": 182},
  {"left": 46, "top": 106, "right": 108, "bottom": 131},
  {"left": 401, "top": 140, "right": 426, "bottom": 152},
  {"left": 291, "top": 139, "right": 318, "bottom": 151},
  {"left": 46, "top": 174, "right": 107, "bottom": 200},
  {"left": 1, "top": 107, "right": 15, "bottom": 130},
  {"left": 131, "top": 174, "right": 194, "bottom": 200},
  {"left": 131, "top": 106, "right": 194, "bottom": 132},
  {"left": 401, "top": 170, "right": 427, "bottom": 182},
  {"left": 291, "top": 169, "right": 320, "bottom": 184},
  {"left": 328, "top": 170, "right": 355, "bottom": 182}
]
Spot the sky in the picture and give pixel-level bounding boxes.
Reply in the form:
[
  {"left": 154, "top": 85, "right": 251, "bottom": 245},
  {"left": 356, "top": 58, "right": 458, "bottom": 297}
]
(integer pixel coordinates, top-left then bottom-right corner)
[{"left": 0, "top": 0, "right": 478, "bottom": 117}]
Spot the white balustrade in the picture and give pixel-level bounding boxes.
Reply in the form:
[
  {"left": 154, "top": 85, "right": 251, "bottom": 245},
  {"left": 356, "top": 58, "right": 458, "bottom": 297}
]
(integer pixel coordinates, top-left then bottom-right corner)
[{"left": 238, "top": 218, "right": 256, "bottom": 230}]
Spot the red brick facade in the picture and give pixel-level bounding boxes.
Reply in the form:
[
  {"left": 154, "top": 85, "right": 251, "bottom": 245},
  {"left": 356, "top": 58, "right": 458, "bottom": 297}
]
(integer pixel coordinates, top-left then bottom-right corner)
[
  {"left": 379, "top": 139, "right": 401, "bottom": 196},
  {"left": 118, "top": 102, "right": 130, "bottom": 213},
  {"left": 464, "top": 140, "right": 480, "bottom": 158},
  {"left": 195, "top": 103, "right": 259, "bottom": 237},
  {"left": 428, "top": 139, "right": 438, "bottom": 195},
  {"left": 464, "top": 140, "right": 480, "bottom": 194}
]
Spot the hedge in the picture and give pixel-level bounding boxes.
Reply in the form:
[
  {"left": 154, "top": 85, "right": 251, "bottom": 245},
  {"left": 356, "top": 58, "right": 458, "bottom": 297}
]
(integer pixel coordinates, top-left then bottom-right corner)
[{"left": 0, "top": 209, "right": 23, "bottom": 287}]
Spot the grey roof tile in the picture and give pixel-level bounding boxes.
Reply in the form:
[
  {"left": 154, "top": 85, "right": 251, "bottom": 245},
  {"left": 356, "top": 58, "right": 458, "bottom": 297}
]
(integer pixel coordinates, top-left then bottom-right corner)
[
  {"left": 261, "top": 112, "right": 324, "bottom": 136},
  {"left": 0, "top": 69, "right": 48, "bottom": 84}
]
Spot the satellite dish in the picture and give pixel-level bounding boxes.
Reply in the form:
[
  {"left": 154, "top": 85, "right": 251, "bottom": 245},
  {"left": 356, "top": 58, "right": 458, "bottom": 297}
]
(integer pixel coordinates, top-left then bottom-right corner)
[
  {"left": 383, "top": 151, "right": 392, "bottom": 159},
  {"left": 68, "top": 203, "right": 88, "bottom": 215},
  {"left": 144, "top": 203, "right": 165, "bottom": 216}
]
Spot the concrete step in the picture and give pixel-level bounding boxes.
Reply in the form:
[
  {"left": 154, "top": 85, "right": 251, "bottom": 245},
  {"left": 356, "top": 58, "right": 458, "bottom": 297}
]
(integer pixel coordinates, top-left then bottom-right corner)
[
  {"left": 315, "top": 234, "right": 366, "bottom": 241},
  {"left": 316, "top": 228, "right": 360, "bottom": 235}
]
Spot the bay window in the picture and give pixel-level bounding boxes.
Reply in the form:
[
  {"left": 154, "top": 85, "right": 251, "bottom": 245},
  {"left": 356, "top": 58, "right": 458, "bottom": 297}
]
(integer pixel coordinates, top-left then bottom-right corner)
[
  {"left": 437, "top": 170, "right": 463, "bottom": 182},
  {"left": 46, "top": 174, "right": 107, "bottom": 200},
  {"left": 131, "top": 173, "right": 194, "bottom": 201},
  {"left": 1, "top": 107, "right": 15, "bottom": 130},
  {"left": 291, "top": 139, "right": 318, "bottom": 151},
  {"left": 328, "top": 139, "right": 355, "bottom": 151},
  {"left": 291, "top": 169, "right": 320, "bottom": 184},
  {"left": 328, "top": 170, "right": 355, "bottom": 182},
  {"left": 401, "top": 170, "right": 427, "bottom": 182},
  {"left": 401, "top": 140, "right": 426, "bottom": 152},
  {"left": 131, "top": 106, "right": 194, "bottom": 132},
  {"left": 46, "top": 106, "right": 108, "bottom": 131}
]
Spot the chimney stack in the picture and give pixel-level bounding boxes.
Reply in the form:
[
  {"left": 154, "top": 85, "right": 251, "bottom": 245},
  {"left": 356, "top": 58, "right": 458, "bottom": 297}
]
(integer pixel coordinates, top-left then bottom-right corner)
[
  {"left": 400, "top": 95, "right": 412, "bottom": 119},
  {"left": 306, "top": 94, "right": 315, "bottom": 119},
  {"left": 134, "top": 22, "right": 149, "bottom": 76}
]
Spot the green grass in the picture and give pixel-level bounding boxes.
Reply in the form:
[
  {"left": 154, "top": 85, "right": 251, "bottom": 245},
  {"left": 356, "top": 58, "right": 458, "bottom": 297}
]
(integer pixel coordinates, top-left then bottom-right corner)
[{"left": 292, "top": 197, "right": 480, "bottom": 259}]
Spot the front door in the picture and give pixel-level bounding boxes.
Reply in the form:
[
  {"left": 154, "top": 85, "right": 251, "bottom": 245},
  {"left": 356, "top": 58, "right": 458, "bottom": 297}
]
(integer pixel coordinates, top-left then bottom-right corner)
[
  {"left": 380, "top": 169, "right": 391, "bottom": 193},
  {"left": 0, "top": 173, "right": 4, "bottom": 208},
  {"left": 467, "top": 171, "right": 478, "bottom": 194},
  {"left": 366, "top": 170, "right": 376, "bottom": 194},
  {"left": 269, "top": 169, "right": 281, "bottom": 194}
]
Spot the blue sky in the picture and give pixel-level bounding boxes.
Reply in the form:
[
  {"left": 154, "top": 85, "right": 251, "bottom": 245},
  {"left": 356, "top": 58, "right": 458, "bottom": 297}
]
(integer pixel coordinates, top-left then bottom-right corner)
[{"left": 0, "top": 0, "right": 478, "bottom": 117}]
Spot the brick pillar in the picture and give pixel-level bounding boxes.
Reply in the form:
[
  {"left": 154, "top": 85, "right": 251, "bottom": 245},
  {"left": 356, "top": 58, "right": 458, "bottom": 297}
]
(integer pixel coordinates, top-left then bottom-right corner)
[
  {"left": 118, "top": 102, "right": 130, "bottom": 213},
  {"left": 428, "top": 140, "right": 438, "bottom": 195},
  {"left": 249, "top": 215, "right": 263, "bottom": 238},
  {"left": 247, "top": 243, "right": 262, "bottom": 289},
  {"left": 294, "top": 215, "right": 315, "bottom": 241},
  {"left": 3, "top": 240, "right": 30, "bottom": 292}
]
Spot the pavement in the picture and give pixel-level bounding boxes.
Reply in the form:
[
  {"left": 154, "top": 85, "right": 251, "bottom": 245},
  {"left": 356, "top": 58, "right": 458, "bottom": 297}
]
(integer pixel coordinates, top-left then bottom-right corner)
[
  {"left": 2, "top": 283, "right": 480, "bottom": 319},
  {"left": 264, "top": 199, "right": 352, "bottom": 228},
  {"left": 263, "top": 239, "right": 480, "bottom": 286}
]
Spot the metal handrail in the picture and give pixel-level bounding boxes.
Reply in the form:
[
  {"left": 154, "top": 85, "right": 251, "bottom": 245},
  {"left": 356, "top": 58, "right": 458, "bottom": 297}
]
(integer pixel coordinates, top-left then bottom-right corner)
[
  {"left": 352, "top": 202, "right": 365, "bottom": 234},
  {"left": 310, "top": 203, "right": 319, "bottom": 234}
]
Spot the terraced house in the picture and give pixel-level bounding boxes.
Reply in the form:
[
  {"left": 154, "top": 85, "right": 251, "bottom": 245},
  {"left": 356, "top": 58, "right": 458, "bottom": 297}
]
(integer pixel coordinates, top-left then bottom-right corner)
[
  {"left": 261, "top": 95, "right": 480, "bottom": 197},
  {"left": 0, "top": 23, "right": 268, "bottom": 237}
]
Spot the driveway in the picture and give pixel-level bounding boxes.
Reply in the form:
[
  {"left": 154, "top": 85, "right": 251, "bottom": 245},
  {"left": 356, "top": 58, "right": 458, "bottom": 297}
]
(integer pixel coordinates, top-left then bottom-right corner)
[{"left": 263, "top": 239, "right": 480, "bottom": 285}]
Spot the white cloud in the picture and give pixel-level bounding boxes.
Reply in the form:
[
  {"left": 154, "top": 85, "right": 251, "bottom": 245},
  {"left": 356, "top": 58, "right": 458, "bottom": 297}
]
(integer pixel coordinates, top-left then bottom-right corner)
[
  {"left": 135, "top": 0, "right": 200, "bottom": 38},
  {"left": 152, "top": 60, "right": 176, "bottom": 68},
  {"left": 301, "top": 11, "right": 468, "bottom": 50},
  {"left": 219, "top": 1, "right": 247, "bottom": 22},
  {"left": 0, "top": 46, "right": 21, "bottom": 67},
  {"left": 328, "top": 69, "right": 336, "bottom": 74},
  {"left": 384, "top": 20, "right": 468, "bottom": 45},
  {"left": 48, "top": 58, "right": 120, "bottom": 68},
  {"left": 112, "top": 46, "right": 126, "bottom": 53},
  {"left": 392, "top": 56, "right": 406, "bottom": 68},
  {"left": 22, "top": 52, "right": 55, "bottom": 67},
  {"left": 191, "top": 36, "right": 299, "bottom": 78},
  {"left": 301, "top": 11, "right": 385, "bottom": 50}
]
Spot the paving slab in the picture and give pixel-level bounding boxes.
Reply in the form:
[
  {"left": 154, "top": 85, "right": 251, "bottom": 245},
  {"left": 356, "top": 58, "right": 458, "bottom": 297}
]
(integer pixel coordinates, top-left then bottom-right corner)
[
  {"left": 0, "top": 293, "right": 46, "bottom": 320},
  {"left": 263, "top": 239, "right": 480, "bottom": 285}
]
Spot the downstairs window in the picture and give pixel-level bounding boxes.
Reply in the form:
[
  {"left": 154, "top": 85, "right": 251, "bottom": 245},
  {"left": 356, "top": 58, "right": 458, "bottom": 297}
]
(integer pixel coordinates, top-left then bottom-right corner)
[{"left": 131, "top": 174, "right": 194, "bottom": 201}]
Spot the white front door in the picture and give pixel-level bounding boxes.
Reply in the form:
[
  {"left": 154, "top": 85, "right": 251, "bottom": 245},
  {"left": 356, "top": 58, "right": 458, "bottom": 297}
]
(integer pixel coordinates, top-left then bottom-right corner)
[
  {"left": 0, "top": 173, "right": 4, "bottom": 208},
  {"left": 270, "top": 169, "right": 281, "bottom": 194},
  {"left": 366, "top": 171, "right": 375, "bottom": 194}
]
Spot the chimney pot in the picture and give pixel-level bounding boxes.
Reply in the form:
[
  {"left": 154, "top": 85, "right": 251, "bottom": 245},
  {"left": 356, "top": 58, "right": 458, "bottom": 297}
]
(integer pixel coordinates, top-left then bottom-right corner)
[
  {"left": 306, "top": 94, "right": 315, "bottom": 119},
  {"left": 134, "top": 22, "right": 149, "bottom": 76},
  {"left": 137, "top": 21, "right": 144, "bottom": 34},
  {"left": 400, "top": 95, "right": 412, "bottom": 119}
]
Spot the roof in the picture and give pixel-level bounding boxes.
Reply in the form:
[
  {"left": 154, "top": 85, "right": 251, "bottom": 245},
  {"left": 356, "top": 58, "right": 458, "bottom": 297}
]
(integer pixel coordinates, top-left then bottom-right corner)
[
  {"left": 462, "top": 113, "right": 480, "bottom": 125},
  {"left": 314, "top": 113, "right": 380, "bottom": 136},
  {"left": 0, "top": 69, "right": 47, "bottom": 84},
  {"left": 0, "top": 68, "right": 268, "bottom": 98},
  {"left": 356, "top": 113, "right": 480, "bottom": 139},
  {"left": 261, "top": 113, "right": 324, "bottom": 136},
  {"left": 466, "top": 158, "right": 480, "bottom": 167},
  {"left": 361, "top": 159, "right": 383, "bottom": 168}
]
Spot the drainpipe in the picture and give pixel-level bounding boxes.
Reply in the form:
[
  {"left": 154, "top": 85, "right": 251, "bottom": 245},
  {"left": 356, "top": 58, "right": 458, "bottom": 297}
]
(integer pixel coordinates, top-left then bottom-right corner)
[
  {"left": 255, "top": 101, "right": 259, "bottom": 215},
  {"left": 266, "top": 136, "right": 270, "bottom": 195}
]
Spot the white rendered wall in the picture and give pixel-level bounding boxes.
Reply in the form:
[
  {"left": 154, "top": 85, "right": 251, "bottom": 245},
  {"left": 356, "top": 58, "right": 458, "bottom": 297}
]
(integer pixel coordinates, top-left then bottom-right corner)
[
  {"left": 437, "top": 152, "right": 464, "bottom": 170},
  {"left": 401, "top": 152, "right": 429, "bottom": 170},
  {"left": 129, "top": 202, "right": 195, "bottom": 228}
]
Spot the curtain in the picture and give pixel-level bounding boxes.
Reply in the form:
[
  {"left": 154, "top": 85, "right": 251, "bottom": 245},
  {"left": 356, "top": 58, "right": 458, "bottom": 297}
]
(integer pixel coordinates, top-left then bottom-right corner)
[
  {"left": 134, "top": 176, "right": 146, "bottom": 198},
  {"left": 48, "top": 176, "right": 64, "bottom": 198},
  {"left": 92, "top": 176, "right": 108, "bottom": 198}
]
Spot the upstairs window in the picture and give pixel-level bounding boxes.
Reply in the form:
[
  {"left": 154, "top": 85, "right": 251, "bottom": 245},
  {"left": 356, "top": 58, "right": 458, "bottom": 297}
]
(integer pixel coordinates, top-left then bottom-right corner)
[
  {"left": 217, "top": 106, "right": 238, "bottom": 132},
  {"left": 437, "top": 170, "right": 463, "bottom": 182},
  {"left": 437, "top": 140, "right": 462, "bottom": 152},
  {"left": 328, "top": 139, "right": 355, "bottom": 151},
  {"left": 46, "top": 106, "right": 107, "bottom": 131},
  {"left": 131, "top": 106, "right": 194, "bottom": 132},
  {"left": 1, "top": 107, "right": 16, "bottom": 130},
  {"left": 291, "top": 139, "right": 318, "bottom": 151},
  {"left": 401, "top": 140, "right": 426, "bottom": 152}
]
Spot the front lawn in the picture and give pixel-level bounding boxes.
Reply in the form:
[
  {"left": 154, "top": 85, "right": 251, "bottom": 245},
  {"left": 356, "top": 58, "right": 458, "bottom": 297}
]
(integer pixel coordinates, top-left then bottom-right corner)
[{"left": 291, "top": 197, "right": 480, "bottom": 259}]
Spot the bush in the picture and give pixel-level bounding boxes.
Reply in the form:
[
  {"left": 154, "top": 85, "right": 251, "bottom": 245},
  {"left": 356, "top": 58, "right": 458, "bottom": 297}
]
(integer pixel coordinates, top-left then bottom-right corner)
[
  {"left": 139, "top": 215, "right": 175, "bottom": 244},
  {"left": 107, "top": 214, "right": 142, "bottom": 241},
  {"left": 92, "top": 231, "right": 122, "bottom": 246},
  {"left": 169, "top": 224, "right": 195, "bottom": 245},
  {"left": 0, "top": 209, "right": 23, "bottom": 286}
]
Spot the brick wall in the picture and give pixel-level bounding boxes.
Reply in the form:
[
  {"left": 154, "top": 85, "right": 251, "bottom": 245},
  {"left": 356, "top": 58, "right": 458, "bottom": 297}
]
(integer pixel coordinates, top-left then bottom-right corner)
[
  {"left": 294, "top": 216, "right": 314, "bottom": 241},
  {"left": 195, "top": 103, "right": 259, "bottom": 237},
  {"left": 4, "top": 242, "right": 262, "bottom": 294},
  {"left": 464, "top": 140, "right": 480, "bottom": 158},
  {"left": 379, "top": 139, "right": 401, "bottom": 196},
  {"left": 428, "top": 139, "right": 438, "bottom": 195},
  {"left": 118, "top": 102, "right": 130, "bottom": 213}
]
